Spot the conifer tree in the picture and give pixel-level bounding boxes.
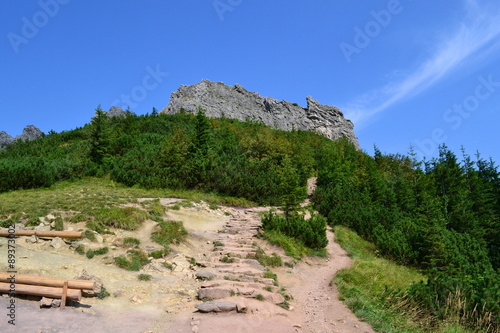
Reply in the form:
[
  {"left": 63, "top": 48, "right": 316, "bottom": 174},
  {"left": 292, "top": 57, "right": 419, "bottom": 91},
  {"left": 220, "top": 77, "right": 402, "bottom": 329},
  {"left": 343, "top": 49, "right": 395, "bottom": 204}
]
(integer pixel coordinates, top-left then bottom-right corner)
[
  {"left": 278, "top": 155, "right": 305, "bottom": 219},
  {"left": 89, "top": 105, "right": 109, "bottom": 165}
]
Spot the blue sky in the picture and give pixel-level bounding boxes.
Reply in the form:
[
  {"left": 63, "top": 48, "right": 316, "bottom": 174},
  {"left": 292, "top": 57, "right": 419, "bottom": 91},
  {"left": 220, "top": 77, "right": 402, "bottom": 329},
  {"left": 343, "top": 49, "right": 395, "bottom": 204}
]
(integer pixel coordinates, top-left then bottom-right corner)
[{"left": 2, "top": 0, "right": 500, "bottom": 163}]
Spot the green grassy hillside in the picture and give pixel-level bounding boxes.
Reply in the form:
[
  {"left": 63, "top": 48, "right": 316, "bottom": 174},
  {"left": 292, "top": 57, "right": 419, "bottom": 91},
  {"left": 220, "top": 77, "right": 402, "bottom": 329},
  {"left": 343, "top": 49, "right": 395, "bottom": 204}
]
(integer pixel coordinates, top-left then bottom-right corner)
[{"left": 1, "top": 108, "right": 498, "bottom": 332}]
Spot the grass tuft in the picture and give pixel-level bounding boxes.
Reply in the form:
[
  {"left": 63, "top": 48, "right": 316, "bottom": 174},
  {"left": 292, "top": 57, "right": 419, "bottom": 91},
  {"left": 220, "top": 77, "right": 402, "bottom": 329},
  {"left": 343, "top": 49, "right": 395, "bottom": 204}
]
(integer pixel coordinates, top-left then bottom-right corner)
[
  {"left": 150, "top": 249, "right": 166, "bottom": 259},
  {"left": 86, "top": 249, "right": 95, "bottom": 259},
  {"left": 138, "top": 274, "right": 152, "bottom": 281},
  {"left": 123, "top": 237, "right": 140, "bottom": 247},
  {"left": 89, "top": 206, "right": 148, "bottom": 232},
  {"left": 75, "top": 244, "right": 85, "bottom": 255},
  {"left": 114, "top": 250, "right": 150, "bottom": 271},
  {"left": 84, "top": 230, "right": 97, "bottom": 241},
  {"left": 262, "top": 229, "right": 310, "bottom": 260},
  {"left": 254, "top": 248, "right": 283, "bottom": 267},
  {"left": 221, "top": 255, "right": 235, "bottom": 263},
  {"left": 53, "top": 214, "right": 64, "bottom": 231},
  {"left": 151, "top": 220, "right": 187, "bottom": 252}
]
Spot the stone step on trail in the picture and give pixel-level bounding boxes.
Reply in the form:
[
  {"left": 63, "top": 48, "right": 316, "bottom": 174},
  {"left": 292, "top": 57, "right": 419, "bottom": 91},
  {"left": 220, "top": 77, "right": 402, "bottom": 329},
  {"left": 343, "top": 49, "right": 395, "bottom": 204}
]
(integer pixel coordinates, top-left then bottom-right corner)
[
  {"left": 219, "top": 274, "right": 276, "bottom": 286},
  {"left": 199, "top": 258, "right": 264, "bottom": 271},
  {"left": 214, "top": 245, "right": 255, "bottom": 251},
  {"left": 224, "top": 229, "right": 258, "bottom": 235},
  {"left": 214, "top": 251, "right": 257, "bottom": 258},
  {"left": 198, "top": 286, "right": 285, "bottom": 304},
  {"left": 215, "top": 235, "right": 255, "bottom": 241},
  {"left": 201, "top": 279, "right": 277, "bottom": 292},
  {"left": 218, "top": 266, "right": 264, "bottom": 276},
  {"left": 196, "top": 270, "right": 275, "bottom": 285},
  {"left": 194, "top": 206, "right": 287, "bottom": 315},
  {"left": 195, "top": 301, "right": 246, "bottom": 313},
  {"left": 212, "top": 262, "right": 262, "bottom": 269}
]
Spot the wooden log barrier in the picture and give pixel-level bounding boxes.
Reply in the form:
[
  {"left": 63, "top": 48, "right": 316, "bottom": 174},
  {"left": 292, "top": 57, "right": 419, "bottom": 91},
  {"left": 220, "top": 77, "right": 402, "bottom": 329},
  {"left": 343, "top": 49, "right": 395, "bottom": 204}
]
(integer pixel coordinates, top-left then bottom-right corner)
[
  {"left": 61, "top": 281, "right": 68, "bottom": 309},
  {"left": 0, "top": 230, "right": 83, "bottom": 239},
  {"left": 0, "top": 273, "right": 95, "bottom": 290},
  {"left": 0, "top": 282, "right": 82, "bottom": 301}
]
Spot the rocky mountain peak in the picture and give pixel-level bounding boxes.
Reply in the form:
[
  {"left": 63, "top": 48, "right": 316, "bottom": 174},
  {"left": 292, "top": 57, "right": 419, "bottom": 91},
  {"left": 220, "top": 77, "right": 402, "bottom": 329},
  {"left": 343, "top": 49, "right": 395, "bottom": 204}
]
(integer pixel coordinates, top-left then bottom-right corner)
[
  {"left": 0, "top": 125, "right": 43, "bottom": 150},
  {"left": 161, "top": 80, "right": 360, "bottom": 149},
  {"left": 107, "top": 106, "right": 127, "bottom": 118},
  {"left": 16, "top": 125, "right": 43, "bottom": 141}
]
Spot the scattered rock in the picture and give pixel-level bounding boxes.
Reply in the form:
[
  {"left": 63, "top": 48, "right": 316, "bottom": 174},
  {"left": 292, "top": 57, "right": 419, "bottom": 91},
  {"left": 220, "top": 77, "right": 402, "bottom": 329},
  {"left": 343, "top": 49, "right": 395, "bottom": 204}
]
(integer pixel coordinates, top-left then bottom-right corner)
[
  {"left": 26, "top": 235, "right": 38, "bottom": 243},
  {"left": 34, "top": 224, "right": 51, "bottom": 232},
  {"left": 142, "top": 261, "right": 169, "bottom": 273},
  {"left": 236, "top": 302, "right": 247, "bottom": 313},
  {"left": 113, "top": 290, "right": 124, "bottom": 297},
  {"left": 145, "top": 245, "right": 163, "bottom": 254},
  {"left": 39, "top": 297, "right": 61, "bottom": 308},
  {"left": 74, "top": 270, "right": 102, "bottom": 297},
  {"left": 130, "top": 294, "right": 143, "bottom": 304},
  {"left": 94, "top": 233, "right": 104, "bottom": 243},
  {"left": 171, "top": 254, "right": 190, "bottom": 272},
  {"left": 14, "top": 223, "right": 25, "bottom": 230},
  {"left": 50, "top": 237, "right": 66, "bottom": 249},
  {"left": 40, "top": 297, "right": 52, "bottom": 308},
  {"left": 195, "top": 301, "right": 237, "bottom": 313},
  {"left": 265, "top": 292, "right": 285, "bottom": 304}
]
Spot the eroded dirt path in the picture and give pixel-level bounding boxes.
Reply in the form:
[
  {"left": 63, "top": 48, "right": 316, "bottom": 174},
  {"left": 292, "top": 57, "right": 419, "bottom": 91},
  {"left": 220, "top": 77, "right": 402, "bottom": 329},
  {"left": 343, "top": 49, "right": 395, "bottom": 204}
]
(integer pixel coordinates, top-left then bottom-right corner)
[
  {"left": 168, "top": 178, "right": 375, "bottom": 333},
  {"left": 281, "top": 227, "right": 374, "bottom": 333}
]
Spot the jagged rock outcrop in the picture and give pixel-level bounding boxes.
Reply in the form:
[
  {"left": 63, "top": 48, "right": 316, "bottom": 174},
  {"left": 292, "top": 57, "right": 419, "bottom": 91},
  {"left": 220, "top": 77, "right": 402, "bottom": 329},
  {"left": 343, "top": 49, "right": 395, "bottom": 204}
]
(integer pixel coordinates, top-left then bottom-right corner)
[
  {"left": 0, "top": 125, "right": 43, "bottom": 150},
  {"left": 161, "top": 80, "right": 360, "bottom": 149},
  {"left": 16, "top": 125, "right": 43, "bottom": 141},
  {"left": 0, "top": 131, "right": 15, "bottom": 149},
  {"left": 107, "top": 106, "right": 127, "bottom": 118}
]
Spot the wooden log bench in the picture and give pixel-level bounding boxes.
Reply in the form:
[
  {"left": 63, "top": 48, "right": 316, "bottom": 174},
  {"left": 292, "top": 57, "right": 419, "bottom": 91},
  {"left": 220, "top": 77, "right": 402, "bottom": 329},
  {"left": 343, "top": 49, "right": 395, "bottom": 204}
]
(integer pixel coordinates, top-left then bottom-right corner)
[{"left": 0, "top": 273, "right": 97, "bottom": 308}]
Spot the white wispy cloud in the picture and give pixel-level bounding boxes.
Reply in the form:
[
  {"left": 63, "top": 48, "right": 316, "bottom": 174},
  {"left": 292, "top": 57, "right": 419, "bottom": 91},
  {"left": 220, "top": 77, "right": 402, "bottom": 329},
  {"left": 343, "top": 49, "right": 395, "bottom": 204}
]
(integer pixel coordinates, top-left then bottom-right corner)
[{"left": 344, "top": 0, "right": 500, "bottom": 126}]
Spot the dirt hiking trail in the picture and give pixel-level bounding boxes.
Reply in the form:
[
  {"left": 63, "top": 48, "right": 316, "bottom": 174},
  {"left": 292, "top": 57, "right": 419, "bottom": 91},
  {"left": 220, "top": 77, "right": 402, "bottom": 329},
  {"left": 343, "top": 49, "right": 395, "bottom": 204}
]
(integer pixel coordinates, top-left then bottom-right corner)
[{"left": 0, "top": 178, "right": 374, "bottom": 333}]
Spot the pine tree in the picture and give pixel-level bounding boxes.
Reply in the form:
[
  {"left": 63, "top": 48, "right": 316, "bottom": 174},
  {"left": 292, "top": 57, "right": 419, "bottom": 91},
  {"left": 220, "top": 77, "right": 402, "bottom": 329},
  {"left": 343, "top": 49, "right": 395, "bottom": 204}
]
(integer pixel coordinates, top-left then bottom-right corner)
[
  {"left": 89, "top": 105, "right": 109, "bottom": 165},
  {"left": 278, "top": 155, "right": 305, "bottom": 219},
  {"left": 186, "top": 108, "right": 211, "bottom": 188}
]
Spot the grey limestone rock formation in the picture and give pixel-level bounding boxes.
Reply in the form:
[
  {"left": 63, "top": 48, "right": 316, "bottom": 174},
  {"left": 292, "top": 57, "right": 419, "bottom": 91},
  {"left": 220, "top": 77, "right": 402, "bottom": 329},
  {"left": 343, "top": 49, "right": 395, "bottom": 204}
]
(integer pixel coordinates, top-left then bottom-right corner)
[
  {"left": 0, "top": 131, "right": 15, "bottom": 149},
  {"left": 107, "top": 106, "right": 127, "bottom": 118},
  {"left": 16, "top": 125, "right": 43, "bottom": 141},
  {"left": 161, "top": 80, "right": 360, "bottom": 149},
  {"left": 0, "top": 125, "right": 43, "bottom": 150}
]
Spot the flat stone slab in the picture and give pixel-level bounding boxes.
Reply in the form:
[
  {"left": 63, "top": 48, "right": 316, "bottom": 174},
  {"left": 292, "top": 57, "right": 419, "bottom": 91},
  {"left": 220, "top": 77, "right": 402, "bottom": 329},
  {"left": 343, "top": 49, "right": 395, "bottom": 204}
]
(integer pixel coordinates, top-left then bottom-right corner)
[
  {"left": 195, "top": 301, "right": 237, "bottom": 313},
  {"left": 196, "top": 271, "right": 217, "bottom": 280},
  {"left": 198, "top": 288, "right": 231, "bottom": 300}
]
